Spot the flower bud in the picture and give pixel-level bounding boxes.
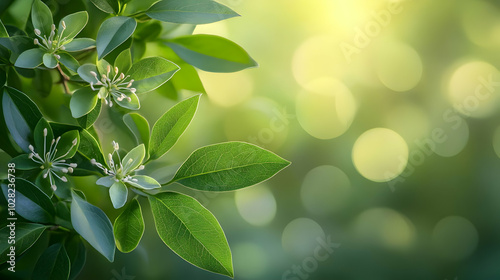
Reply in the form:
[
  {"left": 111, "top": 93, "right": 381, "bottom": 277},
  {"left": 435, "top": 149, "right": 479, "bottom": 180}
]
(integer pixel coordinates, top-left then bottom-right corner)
[
  {"left": 61, "top": 21, "right": 66, "bottom": 29},
  {"left": 34, "top": 29, "right": 41, "bottom": 36},
  {"left": 51, "top": 24, "right": 56, "bottom": 31},
  {"left": 34, "top": 38, "right": 39, "bottom": 45}
]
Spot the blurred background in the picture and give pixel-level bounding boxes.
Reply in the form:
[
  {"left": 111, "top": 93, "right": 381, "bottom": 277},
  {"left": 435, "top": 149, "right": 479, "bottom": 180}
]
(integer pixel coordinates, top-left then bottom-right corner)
[{"left": 5, "top": 0, "right": 500, "bottom": 279}]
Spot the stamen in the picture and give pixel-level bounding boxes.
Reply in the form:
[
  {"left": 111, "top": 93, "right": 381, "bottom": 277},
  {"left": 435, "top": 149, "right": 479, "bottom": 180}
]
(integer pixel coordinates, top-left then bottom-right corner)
[
  {"left": 34, "top": 39, "right": 39, "bottom": 45},
  {"left": 34, "top": 29, "right": 41, "bottom": 36},
  {"left": 51, "top": 24, "right": 56, "bottom": 31},
  {"left": 51, "top": 185, "right": 57, "bottom": 191},
  {"left": 61, "top": 21, "right": 66, "bottom": 29}
]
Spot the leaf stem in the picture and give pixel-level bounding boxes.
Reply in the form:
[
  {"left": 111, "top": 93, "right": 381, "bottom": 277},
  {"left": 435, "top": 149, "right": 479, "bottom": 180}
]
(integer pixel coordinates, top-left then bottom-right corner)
[{"left": 57, "top": 64, "right": 71, "bottom": 94}]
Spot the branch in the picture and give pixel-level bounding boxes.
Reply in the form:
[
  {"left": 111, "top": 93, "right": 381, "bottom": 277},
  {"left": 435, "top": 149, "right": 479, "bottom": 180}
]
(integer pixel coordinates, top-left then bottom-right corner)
[{"left": 57, "top": 64, "right": 71, "bottom": 94}]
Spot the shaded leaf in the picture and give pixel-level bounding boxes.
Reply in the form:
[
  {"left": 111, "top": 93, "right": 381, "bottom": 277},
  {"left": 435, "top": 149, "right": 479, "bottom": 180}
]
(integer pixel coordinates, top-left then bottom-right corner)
[
  {"left": 0, "top": 223, "right": 47, "bottom": 264},
  {"left": 123, "top": 113, "right": 150, "bottom": 154},
  {"left": 114, "top": 199, "right": 144, "bottom": 253},
  {"left": 146, "top": 0, "right": 239, "bottom": 24},
  {"left": 32, "top": 243, "right": 70, "bottom": 280},
  {"left": 14, "top": 48, "right": 44, "bottom": 68},
  {"left": 126, "top": 56, "right": 179, "bottom": 94},
  {"left": 70, "top": 87, "right": 98, "bottom": 118},
  {"left": 64, "top": 38, "right": 95, "bottom": 52},
  {"left": 109, "top": 181, "right": 128, "bottom": 209},
  {"left": 96, "top": 16, "right": 137, "bottom": 60}
]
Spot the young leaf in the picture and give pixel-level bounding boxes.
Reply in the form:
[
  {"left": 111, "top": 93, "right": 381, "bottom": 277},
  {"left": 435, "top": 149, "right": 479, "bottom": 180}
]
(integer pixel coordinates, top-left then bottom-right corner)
[
  {"left": 96, "top": 16, "right": 137, "bottom": 60},
  {"left": 149, "top": 95, "right": 200, "bottom": 160},
  {"left": 146, "top": 0, "right": 239, "bottom": 24},
  {"left": 127, "top": 175, "right": 160, "bottom": 190},
  {"left": 31, "top": 0, "right": 53, "bottom": 36},
  {"left": 53, "top": 130, "right": 80, "bottom": 160},
  {"left": 149, "top": 192, "right": 233, "bottom": 277},
  {"left": 64, "top": 38, "right": 95, "bottom": 52},
  {"left": 126, "top": 56, "right": 179, "bottom": 94},
  {"left": 114, "top": 49, "right": 132, "bottom": 74},
  {"left": 58, "top": 11, "right": 88, "bottom": 42},
  {"left": 71, "top": 190, "right": 115, "bottom": 262},
  {"left": 14, "top": 48, "right": 44, "bottom": 68},
  {"left": 70, "top": 87, "right": 98, "bottom": 118},
  {"left": 34, "top": 117, "right": 53, "bottom": 152},
  {"left": 32, "top": 243, "right": 70, "bottom": 280},
  {"left": 77, "top": 63, "right": 99, "bottom": 84},
  {"left": 123, "top": 113, "right": 150, "bottom": 153},
  {"left": 10, "top": 154, "right": 41, "bottom": 170},
  {"left": 1, "top": 178, "right": 55, "bottom": 223},
  {"left": 0, "top": 223, "right": 47, "bottom": 264},
  {"left": 109, "top": 181, "right": 128, "bottom": 209},
  {"left": 114, "top": 199, "right": 144, "bottom": 253},
  {"left": 58, "top": 53, "right": 80, "bottom": 72},
  {"left": 121, "top": 144, "right": 145, "bottom": 174},
  {"left": 42, "top": 53, "right": 58, "bottom": 68},
  {"left": 77, "top": 99, "right": 102, "bottom": 128},
  {"left": 89, "top": 0, "right": 118, "bottom": 14},
  {"left": 2, "top": 87, "right": 42, "bottom": 152},
  {"left": 166, "top": 34, "right": 257, "bottom": 73},
  {"left": 170, "top": 142, "right": 290, "bottom": 191}
]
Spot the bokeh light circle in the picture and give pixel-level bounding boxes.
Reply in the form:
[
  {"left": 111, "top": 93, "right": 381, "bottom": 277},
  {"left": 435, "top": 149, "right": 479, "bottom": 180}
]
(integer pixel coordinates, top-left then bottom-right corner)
[
  {"left": 233, "top": 243, "right": 269, "bottom": 278},
  {"left": 300, "top": 165, "right": 350, "bottom": 215},
  {"left": 384, "top": 103, "right": 430, "bottom": 143},
  {"left": 429, "top": 113, "right": 470, "bottom": 158},
  {"left": 352, "top": 128, "right": 408, "bottom": 182},
  {"left": 282, "top": 218, "right": 325, "bottom": 259},
  {"left": 432, "top": 216, "right": 479, "bottom": 261},
  {"left": 447, "top": 61, "right": 500, "bottom": 118},
  {"left": 461, "top": 1, "right": 500, "bottom": 47},
  {"left": 353, "top": 208, "right": 416, "bottom": 250},
  {"left": 374, "top": 41, "right": 423, "bottom": 92},
  {"left": 235, "top": 184, "right": 277, "bottom": 226},
  {"left": 296, "top": 78, "right": 357, "bottom": 139},
  {"left": 199, "top": 71, "right": 253, "bottom": 107}
]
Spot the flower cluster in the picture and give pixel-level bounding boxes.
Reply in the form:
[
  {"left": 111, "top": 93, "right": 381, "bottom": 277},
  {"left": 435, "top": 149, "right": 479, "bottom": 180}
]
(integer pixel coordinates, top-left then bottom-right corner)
[
  {"left": 89, "top": 65, "right": 136, "bottom": 107},
  {"left": 91, "top": 140, "right": 144, "bottom": 182},
  {"left": 33, "top": 23, "right": 67, "bottom": 57},
  {"left": 28, "top": 128, "right": 78, "bottom": 191}
]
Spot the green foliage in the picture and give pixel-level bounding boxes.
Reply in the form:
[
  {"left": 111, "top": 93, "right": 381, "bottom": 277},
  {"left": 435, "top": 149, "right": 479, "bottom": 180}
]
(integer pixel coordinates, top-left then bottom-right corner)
[{"left": 0, "top": 0, "right": 288, "bottom": 278}]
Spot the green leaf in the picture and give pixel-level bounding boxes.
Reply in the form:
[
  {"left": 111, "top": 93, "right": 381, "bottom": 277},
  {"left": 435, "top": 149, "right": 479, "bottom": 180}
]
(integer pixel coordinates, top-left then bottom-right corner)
[
  {"left": 0, "top": 19, "right": 8, "bottom": 37},
  {"left": 146, "top": 0, "right": 239, "bottom": 24},
  {"left": 114, "top": 198, "right": 144, "bottom": 253},
  {"left": 149, "top": 95, "right": 200, "bottom": 160},
  {"left": 123, "top": 113, "right": 150, "bottom": 155},
  {"left": 14, "top": 48, "right": 44, "bottom": 68},
  {"left": 58, "top": 53, "right": 79, "bottom": 72},
  {"left": 89, "top": 0, "right": 118, "bottom": 14},
  {"left": 77, "top": 99, "right": 102, "bottom": 128},
  {"left": 70, "top": 87, "right": 98, "bottom": 118},
  {"left": 121, "top": 144, "right": 145, "bottom": 174},
  {"left": 149, "top": 192, "right": 233, "bottom": 277},
  {"left": 77, "top": 63, "right": 98, "bottom": 84},
  {"left": 122, "top": 0, "right": 157, "bottom": 15},
  {"left": 127, "top": 175, "right": 160, "bottom": 190},
  {"left": 0, "top": 223, "right": 47, "bottom": 264},
  {"left": 113, "top": 90, "right": 140, "bottom": 110},
  {"left": 171, "top": 63, "right": 206, "bottom": 94},
  {"left": 71, "top": 190, "right": 115, "bottom": 262},
  {"left": 78, "top": 129, "right": 106, "bottom": 164},
  {"left": 54, "top": 130, "right": 80, "bottom": 160},
  {"left": 10, "top": 154, "right": 40, "bottom": 170},
  {"left": 2, "top": 87, "right": 42, "bottom": 152},
  {"left": 43, "top": 53, "right": 58, "bottom": 68},
  {"left": 126, "top": 56, "right": 179, "bottom": 94},
  {"left": 65, "top": 236, "right": 87, "bottom": 280},
  {"left": 114, "top": 49, "right": 132, "bottom": 74},
  {"left": 170, "top": 142, "right": 290, "bottom": 191},
  {"left": 96, "top": 176, "right": 115, "bottom": 188},
  {"left": 32, "top": 69, "right": 53, "bottom": 97},
  {"left": 58, "top": 11, "right": 88, "bottom": 42},
  {"left": 0, "top": 36, "right": 34, "bottom": 62},
  {"left": 166, "top": 34, "right": 257, "bottom": 73},
  {"left": 1, "top": 178, "right": 55, "bottom": 223},
  {"left": 31, "top": 0, "right": 53, "bottom": 36},
  {"left": 33, "top": 243, "right": 70, "bottom": 280},
  {"left": 109, "top": 181, "right": 128, "bottom": 209},
  {"left": 64, "top": 38, "right": 95, "bottom": 52},
  {"left": 96, "top": 16, "right": 137, "bottom": 60}
]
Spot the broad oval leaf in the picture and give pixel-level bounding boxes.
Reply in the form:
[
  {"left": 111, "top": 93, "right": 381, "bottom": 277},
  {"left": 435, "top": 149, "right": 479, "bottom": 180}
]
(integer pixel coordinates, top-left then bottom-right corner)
[
  {"left": 77, "top": 99, "right": 102, "bottom": 129},
  {"left": 121, "top": 144, "right": 145, "bottom": 174},
  {"left": 0, "top": 223, "right": 47, "bottom": 264},
  {"left": 126, "top": 56, "right": 179, "bottom": 94},
  {"left": 96, "top": 16, "right": 137, "bottom": 60},
  {"left": 77, "top": 63, "right": 99, "bottom": 84},
  {"left": 170, "top": 142, "right": 290, "bottom": 191},
  {"left": 58, "top": 11, "right": 88, "bottom": 42},
  {"left": 58, "top": 53, "right": 80, "bottom": 72},
  {"left": 14, "top": 48, "right": 44, "bottom": 68},
  {"left": 70, "top": 190, "right": 115, "bottom": 262},
  {"left": 31, "top": 0, "right": 53, "bottom": 36},
  {"left": 149, "top": 95, "right": 200, "bottom": 160},
  {"left": 114, "top": 49, "right": 132, "bottom": 74},
  {"left": 70, "top": 87, "right": 98, "bottom": 118},
  {"left": 123, "top": 113, "right": 150, "bottom": 154},
  {"left": 53, "top": 130, "right": 80, "bottom": 160},
  {"left": 65, "top": 236, "right": 87, "bottom": 280},
  {"left": 43, "top": 53, "right": 58, "bottom": 68},
  {"left": 166, "top": 34, "right": 257, "bottom": 73},
  {"left": 149, "top": 192, "right": 233, "bottom": 277},
  {"left": 89, "top": 0, "right": 118, "bottom": 14},
  {"left": 127, "top": 175, "right": 160, "bottom": 190},
  {"left": 32, "top": 243, "right": 70, "bottom": 280},
  {"left": 2, "top": 87, "right": 42, "bottom": 152},
  {"left": 10, "top": 154, "right": 41, "bottom": 170},
  {"left": 64, "top": 38, "right": 95, "bottom": 52},
  {"left": 1, "top": 178, "right": 55, "bottom": 223},
  {"left": 146, "top": 0, "right": 239, "bottom": 24},
  {"left": 109, "top": 181, "right": 128, "bottom": 209},
  {"left": 114, "top": 199, "right": 144, "bottom": 253}
]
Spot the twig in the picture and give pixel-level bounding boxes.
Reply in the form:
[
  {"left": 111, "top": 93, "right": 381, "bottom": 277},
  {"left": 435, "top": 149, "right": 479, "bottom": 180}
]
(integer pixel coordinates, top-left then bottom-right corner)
[{"left": 57, "top": 64, "right": 70, "bottom": 94}]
